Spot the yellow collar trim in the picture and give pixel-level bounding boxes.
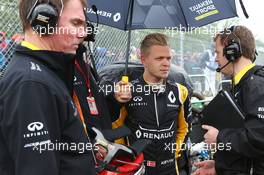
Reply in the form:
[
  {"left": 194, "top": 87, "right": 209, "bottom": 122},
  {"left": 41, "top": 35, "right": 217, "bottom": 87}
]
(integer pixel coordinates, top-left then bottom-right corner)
[
  {"left": 21, "top": 41, "right": 40, "bottom": 50},
  {"left": 234, "top": 63, "right": 255, "bottom": 85}
]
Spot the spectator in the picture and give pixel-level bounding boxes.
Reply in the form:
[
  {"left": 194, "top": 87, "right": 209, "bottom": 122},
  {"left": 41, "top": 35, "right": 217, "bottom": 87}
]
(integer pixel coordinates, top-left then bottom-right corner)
[
  {"left": 5, "top": 33, "right": 25, "bottom": 59},
  {"left": 0, "top": 52, "right": 4, "bottom": 68},
  {"left": 200, "top": 44, "right": 218, "bottom": 92},
  {"left": 0, "top": 32, "right": 8, "bottom": 69},
  {"left": 0, "top": 32, "right": 8, "bottom": 51},
  {"left": 95, "top": 47, "right": 107, "bottom": 69}
]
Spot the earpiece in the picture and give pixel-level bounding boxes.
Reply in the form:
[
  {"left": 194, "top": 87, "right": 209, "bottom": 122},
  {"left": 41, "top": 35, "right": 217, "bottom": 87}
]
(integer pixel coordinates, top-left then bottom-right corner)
[
  {"left": 27, "top": 0, "right": 62, "bottom": 35},
  {"left": 223, "top": 26, "right": 242, "bottom": 61}
]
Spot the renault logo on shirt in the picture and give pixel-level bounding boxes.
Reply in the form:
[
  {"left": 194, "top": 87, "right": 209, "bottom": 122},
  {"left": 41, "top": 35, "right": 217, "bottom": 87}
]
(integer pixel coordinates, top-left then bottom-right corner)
[
  {"left": 136, "top": 130, "right": 142, "bottom": 138},
  {"left": 133, "top": 96, "right": 143, "bottom": 102},
  {"left": 27, "top": 122, "right": 44, "bottom": 132},
  {"left": 168, "top": 91, "right": 176, "bottom": 103},
  {"left": 135, "top": 129, "right": 174, "bottom": 140}
]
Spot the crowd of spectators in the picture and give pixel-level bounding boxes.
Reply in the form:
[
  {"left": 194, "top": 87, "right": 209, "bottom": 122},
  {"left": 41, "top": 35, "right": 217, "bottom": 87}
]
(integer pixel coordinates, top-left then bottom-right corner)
[{"left": 0, "top": 31, "right": 24, "bottom": 69}]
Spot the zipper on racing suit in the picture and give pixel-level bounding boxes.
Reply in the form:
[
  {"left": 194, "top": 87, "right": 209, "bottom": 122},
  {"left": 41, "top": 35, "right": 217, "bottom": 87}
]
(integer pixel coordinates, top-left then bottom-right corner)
[{"left": 154, "top": 93, "right": 160, "bottom": 127}]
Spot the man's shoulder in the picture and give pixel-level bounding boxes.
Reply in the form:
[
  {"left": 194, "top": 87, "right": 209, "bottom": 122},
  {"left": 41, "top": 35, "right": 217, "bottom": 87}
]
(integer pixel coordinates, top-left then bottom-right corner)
[
  {"left": 238, "top": 66, "right": 264, "bottom": 96},
  {"left": 253, "top": 65, "right": 264, "bottom": 78},
  {"left": 166, "top": 80, "right": 189, "bottom": 103},
  {"left": 245, "top": 65, "right": 264, "bottom": 84},
  {"left": 166, "top": 80, "right": 187, "bottom": 91},
  {"left": 5, "top": 59, "right": 50, "bottom": 83},
  {"left": 1, "top": 56, "right": 62, "bottom": 95}
]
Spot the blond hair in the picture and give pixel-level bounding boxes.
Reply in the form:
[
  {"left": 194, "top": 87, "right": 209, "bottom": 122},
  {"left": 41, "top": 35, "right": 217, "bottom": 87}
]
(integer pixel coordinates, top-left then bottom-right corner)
[{"left": 140, "top": 33, "right": 169, "bottom": 56}]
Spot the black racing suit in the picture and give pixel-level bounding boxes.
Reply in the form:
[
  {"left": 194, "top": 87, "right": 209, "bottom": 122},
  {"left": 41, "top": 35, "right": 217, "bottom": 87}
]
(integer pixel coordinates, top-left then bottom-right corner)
[
  {"left": 0, "top": 45, "right": 96, "bottom": 175},
  {"left": 113, "top": 77, "right": 191, "bottom": 175},
  {"left": 215, "top": 65, "right": 264, "bottom": 175}
]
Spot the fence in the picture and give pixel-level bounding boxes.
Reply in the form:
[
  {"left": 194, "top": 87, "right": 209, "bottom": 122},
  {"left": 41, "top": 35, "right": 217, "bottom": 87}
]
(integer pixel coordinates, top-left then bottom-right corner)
[
  {"left": 0, "top": 1, "right": 22, "bottom": 76},
  {"left": 0, "top": 0, "right": 215, "bottom": 89}
]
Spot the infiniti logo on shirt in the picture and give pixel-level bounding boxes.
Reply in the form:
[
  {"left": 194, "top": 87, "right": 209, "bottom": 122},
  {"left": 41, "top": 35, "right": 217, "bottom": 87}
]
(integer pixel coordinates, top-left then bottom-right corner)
[
  {"left": 133, "top": 96, "right": 143, "bottom": 102},
  {"left": 27, "top": 122, "right": 44, "bottom": 132}
]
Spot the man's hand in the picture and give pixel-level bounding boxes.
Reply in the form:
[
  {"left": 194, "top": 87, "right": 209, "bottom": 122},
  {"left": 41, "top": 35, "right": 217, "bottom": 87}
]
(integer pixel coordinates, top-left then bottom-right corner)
[
  {"left": 192, "top": 160, "right": 217, "bottom": 175},
  {"left": 114, "top": 81, "right": 132, "bottom": 103},
  {"left": 202, "top": 125, "right": 219, "bottom": 145}
]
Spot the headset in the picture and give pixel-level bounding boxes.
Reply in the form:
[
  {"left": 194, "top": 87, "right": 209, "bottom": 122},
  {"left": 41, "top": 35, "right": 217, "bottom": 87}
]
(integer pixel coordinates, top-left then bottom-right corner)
[
  {"left": 27, "top": 0, "right": 63, "bottom": 35},
  {"left": 27, "top": 0, "right": 97, "bottom": 41},
  {"left": 223, "top": 26, "right": 243, "bottom": 62}
]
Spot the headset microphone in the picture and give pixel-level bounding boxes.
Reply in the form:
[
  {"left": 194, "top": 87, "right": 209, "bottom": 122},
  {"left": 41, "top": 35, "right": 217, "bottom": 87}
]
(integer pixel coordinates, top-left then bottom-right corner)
[
  {"left": 91, "top": 5, "right": 99, "bottom": 29},
  {"left": 216, "top": 60, "right": 232, "bottom": 72},
  {"left": 91, "top": 5, "right": 97, "bottom": 12},
  {"left": 84, "top": 5, "right": 98, "bottom": 42}
]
